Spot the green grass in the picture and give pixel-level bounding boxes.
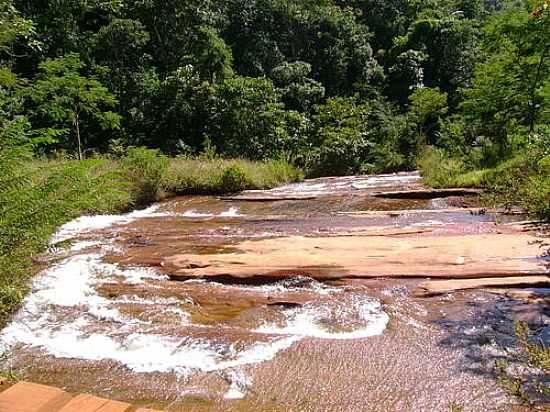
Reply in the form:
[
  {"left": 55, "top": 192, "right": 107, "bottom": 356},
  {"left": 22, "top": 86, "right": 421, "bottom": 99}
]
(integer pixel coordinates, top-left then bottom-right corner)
[
  {"left": 0, "top": 148, "right": 302, "bottom": 324},
  {"left": 164, "top": 157, "right": 303, "bottom": 195},
  {"left": 418, "top": 145, "right": 550, "bottom": 220}
]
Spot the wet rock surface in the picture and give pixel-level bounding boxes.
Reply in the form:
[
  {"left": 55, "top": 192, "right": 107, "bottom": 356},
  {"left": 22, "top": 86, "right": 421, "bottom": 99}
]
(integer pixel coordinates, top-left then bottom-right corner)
[{"left": 0, "top": 172, "right": 548, "bottom": 411}]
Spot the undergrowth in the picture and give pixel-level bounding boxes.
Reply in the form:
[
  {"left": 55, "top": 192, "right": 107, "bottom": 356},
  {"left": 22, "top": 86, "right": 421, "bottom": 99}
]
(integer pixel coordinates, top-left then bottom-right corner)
[
  {"left": 418, "top": 132, "right": 550, "bottom": 220},
  {"left": 495, "top": 321, "right": 550, "bottom": 411}
]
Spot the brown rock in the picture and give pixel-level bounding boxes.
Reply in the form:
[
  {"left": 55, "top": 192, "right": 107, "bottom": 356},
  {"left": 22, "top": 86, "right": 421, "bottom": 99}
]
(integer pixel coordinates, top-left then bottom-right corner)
[
  {"left": 164, "top": 233, "right": 547, "bottom": 281},
  {"left": 413, "top": 276, "right": 550, "bottom": 297},
  {"left": 372, "top": 188, "right": 483, "bottom": 199}
]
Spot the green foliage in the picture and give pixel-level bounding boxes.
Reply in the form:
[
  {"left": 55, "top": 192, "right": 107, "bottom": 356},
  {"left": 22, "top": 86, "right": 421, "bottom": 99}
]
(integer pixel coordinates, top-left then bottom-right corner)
[
  {"left": 408, "top": 87, "right": 448, "bottom": 144},
  {"left": 304, "top": 95, "right": 410, "bottom": 176},
  {"left": 0, "top": 142, "right": 130, "bottom": 321},
  {"left": 121, "top": 147, "right": 169, "bottom": 204},
  {"left": 0, "top": 0, "right": 34, "bottom": 53},
  {"left": 460, "top": 1, "right": 550, "bottom": 145},
  {"left": 29, "top": 53, "right": 121, "bottom": 159},
  {"left": 208, "top": 75, "right": 303, "bottom": 160},
  {"left": 271, "top": 61, "right": 325, "bottom": 111},
  {"left": 307, "top": 96, "right": 373, "bottom": 176},
  {"left": 186, "top": 26, "right": 234, "bottom": 82},
  {"left": 495, "top": 321, "right": 550, "bottom": 410},
  {"left": 164, "top": 158, "right": 302, "bottom": 195},
  {"left": 419, "top": 129, "right": 550, "bottom": 219},
  {"left": 417, "top": 146, "right": 466, "bottom": 188},
  {"left": 219, "top": 164, "right": 253, "bottom": 192}
]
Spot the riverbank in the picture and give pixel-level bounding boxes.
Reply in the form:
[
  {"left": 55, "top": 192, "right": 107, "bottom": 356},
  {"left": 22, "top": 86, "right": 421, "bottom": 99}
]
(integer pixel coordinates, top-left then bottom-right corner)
[
  {"left": 0, "top": 149, "right": 302, "bottom": 324},
  {"left": 418, "top": 145, "right": 550, "bottom": 221}
]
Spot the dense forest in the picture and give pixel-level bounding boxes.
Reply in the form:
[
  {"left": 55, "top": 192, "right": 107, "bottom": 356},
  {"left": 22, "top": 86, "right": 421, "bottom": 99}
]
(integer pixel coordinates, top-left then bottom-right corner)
[{"left": 0, "top": 0, "right": 547, "bottom": 173}]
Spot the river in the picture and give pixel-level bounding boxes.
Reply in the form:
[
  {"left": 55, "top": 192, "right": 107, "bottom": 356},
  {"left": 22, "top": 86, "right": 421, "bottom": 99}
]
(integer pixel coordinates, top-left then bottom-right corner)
[{"left": 0, "top": 172, "right": 548, "bottom": 411}]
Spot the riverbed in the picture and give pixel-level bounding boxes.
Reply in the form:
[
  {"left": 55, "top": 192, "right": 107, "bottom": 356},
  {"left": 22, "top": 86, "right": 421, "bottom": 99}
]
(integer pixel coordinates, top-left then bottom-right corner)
[{"left": 1, "top": 172, "right": 548, "bottom": 411}]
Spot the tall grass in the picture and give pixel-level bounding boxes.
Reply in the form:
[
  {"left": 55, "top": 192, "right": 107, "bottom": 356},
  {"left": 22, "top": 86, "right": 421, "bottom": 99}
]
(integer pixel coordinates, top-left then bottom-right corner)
[
  {"left": 0, "top": 148, "right": 302, "bottom": 324},
  {"left": 418, "top": 143, "right": 550, "bottom": 220},
  {"left": 164, "top": 157, "right": 302, "bottom": 194}
]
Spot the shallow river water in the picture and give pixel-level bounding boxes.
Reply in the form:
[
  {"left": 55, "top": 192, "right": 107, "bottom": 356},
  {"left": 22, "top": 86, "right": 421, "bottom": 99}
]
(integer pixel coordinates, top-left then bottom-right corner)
[{"left": 0, "top": 172, "right": 546, "bottom": 411}]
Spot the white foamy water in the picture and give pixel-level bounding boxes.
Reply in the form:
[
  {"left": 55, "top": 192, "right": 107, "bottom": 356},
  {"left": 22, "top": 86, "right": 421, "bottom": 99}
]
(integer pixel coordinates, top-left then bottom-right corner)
[
  {"left": 255, "top": 295, "right": 389, "bottom": 340},
  {"left": 351, "top": 173, "right": 421, "bottom": 190},
  {"left": 0, "top": 251, "right": 301, "bottom": 376},
  {"left": 182, "top": 207, "right": 243, "bottom": 218},
  {"left": 52, "top": 205, "right": 171, "bottom": 243},
  {"left": 249, "top": 172, "right": 421, "bottom": 197}
]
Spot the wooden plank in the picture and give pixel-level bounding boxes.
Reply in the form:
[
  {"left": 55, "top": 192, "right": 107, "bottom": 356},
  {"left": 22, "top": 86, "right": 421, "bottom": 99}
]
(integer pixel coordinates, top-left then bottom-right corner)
[
  {"left": 413, "top": 276, "right": 550, "bottom": 297},
  {"left": 57, "top": 394, "right": 108, "bottom": 412},
  {"left": 135, "top": 409, "right": 164, "bottom": 412},
  {"left": 97, "top": 399, "right": 133, "bottom": 412},
  {"left": 0, "top": 381, "right": 72, "bottom": 412}
]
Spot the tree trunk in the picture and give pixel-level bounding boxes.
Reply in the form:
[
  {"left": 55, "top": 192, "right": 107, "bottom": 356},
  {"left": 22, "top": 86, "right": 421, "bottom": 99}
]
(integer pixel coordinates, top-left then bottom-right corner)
[{"left": 75, "top": 113, "right": 82, "bottom": 161}]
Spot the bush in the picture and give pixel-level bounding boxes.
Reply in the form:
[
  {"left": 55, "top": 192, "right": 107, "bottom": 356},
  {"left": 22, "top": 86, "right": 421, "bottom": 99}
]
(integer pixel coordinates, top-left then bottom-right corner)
[
  {"left": 219, "top": 164, "right": 253, "bottom": 192},
  {"left": 419, "top": 130, "right": 550, "bottom": 220},
  {"left": 163, "top": 158, "right": 302, "bottom": 194},
  {"left": 0, "top": 149, "right": 129, "bottom": 323},
  {"left": 122, "top": 147, "right": 169, "bottom": 204},
  {"left": 417, "top": 146, "right": 466, "bottom": 187}
]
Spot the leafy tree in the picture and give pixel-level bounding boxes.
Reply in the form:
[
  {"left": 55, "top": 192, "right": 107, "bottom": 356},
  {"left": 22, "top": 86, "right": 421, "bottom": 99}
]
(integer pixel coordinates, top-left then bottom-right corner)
[
  {"left": 185, "top": 26, "right": 234, "bottom": 82},
  {"left": 223, "top": 0, "right": 382, "bottom": 95},
  {"left": 29, "top": 53, "right": 121, "bottom": 159},
  {"left": 208, "top": 75, "right": 304, "bottom": 159},
  {"left": 460, "top": 0, "right": 549, "bottom": 146},
  {"left": 270, "top": 61, "right": 325, "bottom": 111},
  {"left": 387, "top": 9, "right": 480, "bottom": 105},
  {"left": 0, "top": 0, "right": 34, "bottom": 55},
  {"left": 408, "top": 87, "right": 448, "bottom": 144},
  {"left": 308, "top": 96, "right": 373, "bottom": 176}
]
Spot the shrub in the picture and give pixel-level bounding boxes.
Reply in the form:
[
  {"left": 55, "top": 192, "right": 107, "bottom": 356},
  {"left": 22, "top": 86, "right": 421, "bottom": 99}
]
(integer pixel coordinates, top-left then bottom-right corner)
[
  {"left": 219, "top": 164, "right": 253, "bottom": 193},
  {"left": 122, "top": 147, "right": 169, "bottom": 204},
  {"left": 417, "top": 146, "right": 465, "bottom": 187}
]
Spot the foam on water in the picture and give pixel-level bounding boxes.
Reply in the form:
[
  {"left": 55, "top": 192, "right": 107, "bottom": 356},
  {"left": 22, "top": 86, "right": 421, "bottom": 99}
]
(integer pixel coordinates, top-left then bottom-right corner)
[
  {"left": 0, "top": 251, "right": 301, "bottom": 376},
  {"left": 271, "top": 172, "right": 421, "bottom": 194},
  {"left": 181, "top": 210, "right": 215, "bottom": 218},
  {"left": 255, "top": 295, "right": 389, "bottom": 340},
  {"left": 182, "top": 207, "right": 243, "bottom": 218},
  {"left": 52, "top": 205, "right": 171, "bottom": 243},
  {"left": 223, "top": 369, "right": 252, "bottom": 400},
  {"left": 219, "top": 207, "right": 242, "bottom": 217}
]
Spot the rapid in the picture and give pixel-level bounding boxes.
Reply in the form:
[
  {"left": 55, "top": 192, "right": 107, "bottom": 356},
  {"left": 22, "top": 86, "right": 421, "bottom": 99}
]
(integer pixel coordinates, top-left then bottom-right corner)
[{"left": 0, "top": 172, "right": 548, "bottom": 411}]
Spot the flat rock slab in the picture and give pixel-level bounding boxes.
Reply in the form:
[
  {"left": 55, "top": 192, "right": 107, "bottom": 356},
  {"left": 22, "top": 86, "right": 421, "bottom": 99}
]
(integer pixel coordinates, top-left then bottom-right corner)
[
  {"left": 220, "top": 194, "right": 320, "bottom": 201},
  {"left": 372, "top": 188, "right": 483, "bottom": 199},
  {"left": 413, "top": 276, "right": 550, "bottom": 297},
  {"left": 487, "top": 288, "right": 550, "bottom": 303},
  {"left": 339, "top": 208, "right": 518, "bottom": 217},
  {"left": 164, "top": 233, "right": 548, "bottom": 281}
]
